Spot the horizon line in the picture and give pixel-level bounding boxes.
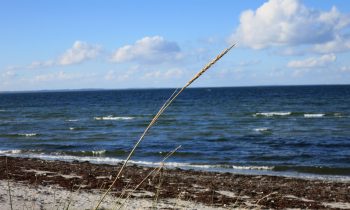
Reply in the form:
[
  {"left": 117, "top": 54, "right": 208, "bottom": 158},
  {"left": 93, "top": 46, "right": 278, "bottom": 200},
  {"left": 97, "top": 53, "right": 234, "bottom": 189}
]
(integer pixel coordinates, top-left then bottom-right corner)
[{"left": 1, "top": 83, "right": 349, "bottom": 93}]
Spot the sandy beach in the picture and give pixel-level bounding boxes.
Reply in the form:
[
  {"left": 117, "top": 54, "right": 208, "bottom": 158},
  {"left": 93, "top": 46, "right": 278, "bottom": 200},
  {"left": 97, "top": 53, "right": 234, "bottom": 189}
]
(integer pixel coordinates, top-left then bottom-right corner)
[{"left": 0, "top": 156, "right": 349, "bottom": 209}]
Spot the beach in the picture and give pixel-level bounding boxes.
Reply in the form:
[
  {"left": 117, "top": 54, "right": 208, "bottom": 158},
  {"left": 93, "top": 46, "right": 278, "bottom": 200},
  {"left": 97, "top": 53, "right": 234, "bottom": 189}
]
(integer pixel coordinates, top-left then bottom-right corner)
[{"left": 1, "top": 156, "right": 349, "bottom": 209}]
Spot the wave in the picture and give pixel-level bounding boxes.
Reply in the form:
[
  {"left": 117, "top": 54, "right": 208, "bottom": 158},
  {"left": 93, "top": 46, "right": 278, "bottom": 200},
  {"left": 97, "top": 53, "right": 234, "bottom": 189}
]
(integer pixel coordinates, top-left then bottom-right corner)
[
  {"left": 66, "top": 119, "right": 79, "bottom": 122},
  {"left": 94, "top": 115, "right": 134, "bottom": 121},
  {"left": 18, "top": 133, "right": 38, "bottom": 137},
  {"left": 232, "top": 165, "right": 274, "bottom": 170},
  {"left": 0, "top": 149, "right": 22, "bottom": 154},
  {"left": 253, "top": 112, "right": 344, "bottom": 118},
  {"left": 253, "top": 112, "right": 291, "bottom": 117},
  {"left": 91, "top": 150, "right": 106, "bottom": 155},
  {"left": 0, "top": 110, "right": 6, "bottom": 112},
  {"left": 3, "top": 151, "right": 350, "bottom": 178},
  {"left": 334, "top": 113, "right": 343, "bottom": 117},
  {"left": 253, "top": 127, "right": 270, "bottom": 132},
  {"left": 0, "top": 151, "right": 273, "bottom": 172},
  {"left": 304, "top": 113, "right": 325, "bottom": 118},
  {"left": 68, "top": 127, "right": 87, "bottom": 131}
]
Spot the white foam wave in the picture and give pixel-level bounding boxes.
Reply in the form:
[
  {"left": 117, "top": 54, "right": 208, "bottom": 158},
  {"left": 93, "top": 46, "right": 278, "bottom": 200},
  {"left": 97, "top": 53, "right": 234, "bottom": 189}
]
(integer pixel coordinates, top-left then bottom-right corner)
[
  {"left": 0, "top": 149, "right": 22, "bottom": 154},
  {"left": 92, "top": 150, "right": 106, "bottom": 155},
  {"left": 66, "top": 119, "right": 78, "bottom": 122},
  {"left": 19, "top": 133, "right": 37, "bottom": 137},
  {"left": 304, "top": 114, "right": 325, "bottom": 118},
  {"left": 254, "top": 112, "right": 291, "bottom": 117},
  {"left": 14, "top": 154, "right": 125, "bottom": 164},
  {"left": 232, "top": 165, "right": 274, "bottom": 170},
  {"left": 254, "top": 127, "right": 270, "bottom": 132},
  {"left": 69, "top": 127, "right": 75, "bottom": 130},
  {"left": 94, "top": 116, "right": 134, "bottom": 121},
  {"left": 0, "top": 151, "right": 274, "bottom": 172}
]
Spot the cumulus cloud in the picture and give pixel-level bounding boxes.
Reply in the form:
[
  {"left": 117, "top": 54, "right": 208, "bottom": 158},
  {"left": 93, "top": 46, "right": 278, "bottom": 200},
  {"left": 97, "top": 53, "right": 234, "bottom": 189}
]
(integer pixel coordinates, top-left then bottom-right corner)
[
  {"left": 287, "top": 54, "right": 336, "bottom": 68},
  {"left": 313, "top": 35, "right": 350, "bottom": 53},
  {"left": 111, "top": 36, "right": 182, "bottom": 64},
  {"left": 59, "top": 41, "right": 101, "bottom": 65},
  {"left": 231, "top": 0, "right": 350, "bottom": 50},
  {"left": 9, "top": 41, "right": 101, "bottom": 71}
]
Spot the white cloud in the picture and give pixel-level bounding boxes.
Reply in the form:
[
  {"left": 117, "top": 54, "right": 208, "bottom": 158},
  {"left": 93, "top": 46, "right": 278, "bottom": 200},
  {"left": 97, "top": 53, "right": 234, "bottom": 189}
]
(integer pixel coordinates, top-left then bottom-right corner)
[
  {"left": 287, "top": 54, "right": 336, "bottom": 68},
  {"left": 339, "top": 66, "right": 350, "bottom": 72},
  {"left": 8, "top": 41, "right": 101, "bottom": 71},
  {"left": 28, "top": 60, "right": 55, "bottom": 69},
  {"left": 33, "top": 71, "right": 96, "bottom": 82},
  {"left": 34, "top": 71, "right": 73, "bottom": 82},
  {"left": 2, "top": 70, "right": 17, "bottom": 78},
  {"left": 231, "top": 0, "right": 350, "bottom": 50},
  {"left": 59, "top": 41, "right": 101, "bottom": 65},
  {"left": 142, "top": 68, "right": 184, "bottom": 80},
  {"left": 235, "top": 60, "right": 261, "bottom": 67},
  {"left": 277, "top": 47, "right": 305, "bottom": 56},
  {"left": 105, "top": 70, "right": 133, "bottom": 81},
  {"left": 313, "top": 35, "right": 350, "bottom": 53},
  {"left": 111, "top": 36, "right": 182, "bottom": 64}
]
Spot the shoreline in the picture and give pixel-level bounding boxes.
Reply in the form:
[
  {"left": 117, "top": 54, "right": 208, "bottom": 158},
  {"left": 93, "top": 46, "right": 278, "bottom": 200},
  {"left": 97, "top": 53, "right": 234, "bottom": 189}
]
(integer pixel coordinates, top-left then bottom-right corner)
[
  {"left": 2, "top": 152, "right": 350, "bottom": 182},
  {"left": 1, "top": 156, "right": 349, "bottom": 209}
]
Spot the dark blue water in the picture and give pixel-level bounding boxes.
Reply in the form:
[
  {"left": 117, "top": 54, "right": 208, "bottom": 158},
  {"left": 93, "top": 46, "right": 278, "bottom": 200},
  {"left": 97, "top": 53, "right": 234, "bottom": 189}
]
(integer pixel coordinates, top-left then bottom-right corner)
[{"left": 0, "top": 85, "right": 350, "bottom": 177}]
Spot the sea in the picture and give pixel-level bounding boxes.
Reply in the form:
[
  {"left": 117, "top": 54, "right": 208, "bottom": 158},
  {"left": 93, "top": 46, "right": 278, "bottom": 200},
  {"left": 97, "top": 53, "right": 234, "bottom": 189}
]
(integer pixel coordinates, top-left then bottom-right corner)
[{"left": 0, "top": 85, "right": 350, "bottom": 179}]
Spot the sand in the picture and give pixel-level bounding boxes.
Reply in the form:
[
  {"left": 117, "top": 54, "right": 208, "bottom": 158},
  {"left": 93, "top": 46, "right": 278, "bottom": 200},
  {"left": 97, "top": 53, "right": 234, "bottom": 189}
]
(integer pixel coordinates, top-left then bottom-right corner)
[
  {"left": 0, "top": 180, "right": 228, "bottom": 210},
  {"left": 0, "top": 156, "right": 349, "bottom": 209}
]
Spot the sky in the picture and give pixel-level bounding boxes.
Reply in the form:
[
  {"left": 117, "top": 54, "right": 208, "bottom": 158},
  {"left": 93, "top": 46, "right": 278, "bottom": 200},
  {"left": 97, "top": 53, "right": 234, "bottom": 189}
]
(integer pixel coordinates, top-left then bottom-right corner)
[{"left": 1, "top": 0, "right": 350, "bottom": 91}]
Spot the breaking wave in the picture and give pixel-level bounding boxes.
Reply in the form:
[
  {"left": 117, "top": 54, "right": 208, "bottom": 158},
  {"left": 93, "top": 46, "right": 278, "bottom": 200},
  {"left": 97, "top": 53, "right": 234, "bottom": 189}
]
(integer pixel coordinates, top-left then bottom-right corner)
[
  {"left": 0, "top": 149, "right": 22, "bottom": 154},
  {"left": 18, "top": 133, "right": 38, "bottom": 137},
  {"left": 94, "top": 116, "right": 134, "bottom": 121},
  {"left": 0, "top": 151, "right": 273, "bottom": 172},
  {"left": 253, "top": 127, "right": 270, "bottom": 132},
  {"left": 304, "top": 113, "right": 325, "bottom": 118},
  {"left": 253, "top": 112, "right": 291, "bottom": 117},
  {"left": 231, "top": 165, "right": 274, "bottom": 170},
  {"left": 66, "top": 119, "right": 79, "bottom": 122}
]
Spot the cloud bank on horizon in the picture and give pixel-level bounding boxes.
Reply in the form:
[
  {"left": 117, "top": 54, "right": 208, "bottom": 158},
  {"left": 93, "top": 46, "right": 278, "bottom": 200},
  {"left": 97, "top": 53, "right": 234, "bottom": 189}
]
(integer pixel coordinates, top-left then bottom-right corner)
[{"left": 1, "top": 0, "right": 350, "bottom": 91}]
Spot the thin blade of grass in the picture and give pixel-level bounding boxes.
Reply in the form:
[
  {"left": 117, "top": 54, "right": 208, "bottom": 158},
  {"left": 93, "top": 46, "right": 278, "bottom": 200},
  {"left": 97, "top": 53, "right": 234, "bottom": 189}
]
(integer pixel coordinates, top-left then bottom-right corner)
[
  {"left": 94, "top": 43, "right": 235, "bottom": 210},
  {"left": 6, "top": 157, "right": 13, "bottom": 210},
  {"left": 115, "top": 145, "right": 181, "bottom": 210}
]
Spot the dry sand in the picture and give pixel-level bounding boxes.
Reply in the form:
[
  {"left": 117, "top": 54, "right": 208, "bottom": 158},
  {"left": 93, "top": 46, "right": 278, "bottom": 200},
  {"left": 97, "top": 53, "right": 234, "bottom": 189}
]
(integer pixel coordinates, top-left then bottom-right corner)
[{"left": 0, "top": 180, "right": 227, "bottom": 210}]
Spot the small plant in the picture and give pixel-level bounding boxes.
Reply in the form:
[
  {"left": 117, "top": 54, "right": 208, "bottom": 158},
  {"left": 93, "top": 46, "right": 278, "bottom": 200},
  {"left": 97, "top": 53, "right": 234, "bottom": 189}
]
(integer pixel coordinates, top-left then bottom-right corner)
[{"left": 94, "top": 44, "right": 235, "bottom": 209}]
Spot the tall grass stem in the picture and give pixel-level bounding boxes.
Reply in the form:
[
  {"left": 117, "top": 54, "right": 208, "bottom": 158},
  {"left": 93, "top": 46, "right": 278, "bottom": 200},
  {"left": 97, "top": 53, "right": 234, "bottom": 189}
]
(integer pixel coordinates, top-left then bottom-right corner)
[{"left": 94, "top": 44, "right": 235, "bottom": 210}]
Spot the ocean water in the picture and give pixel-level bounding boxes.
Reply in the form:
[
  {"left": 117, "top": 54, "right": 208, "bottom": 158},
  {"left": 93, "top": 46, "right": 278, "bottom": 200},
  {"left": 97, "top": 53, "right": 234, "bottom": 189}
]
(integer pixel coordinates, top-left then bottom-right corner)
[{"left": 0, "top": 85, "right": 350, "bottom": 178}]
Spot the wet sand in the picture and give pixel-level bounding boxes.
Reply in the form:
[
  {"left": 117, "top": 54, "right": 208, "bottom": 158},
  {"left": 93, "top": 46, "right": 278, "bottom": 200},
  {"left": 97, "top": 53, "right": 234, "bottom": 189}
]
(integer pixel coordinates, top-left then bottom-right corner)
[{"left": 0, "top": 156, "right": 349, "bottom": 209}]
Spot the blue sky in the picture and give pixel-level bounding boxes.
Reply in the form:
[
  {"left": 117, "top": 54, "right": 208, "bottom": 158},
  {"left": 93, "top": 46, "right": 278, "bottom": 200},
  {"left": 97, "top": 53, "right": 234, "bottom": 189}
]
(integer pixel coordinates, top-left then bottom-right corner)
[{"left": 1, "top": 0, "right": 350, "bottom": 91}]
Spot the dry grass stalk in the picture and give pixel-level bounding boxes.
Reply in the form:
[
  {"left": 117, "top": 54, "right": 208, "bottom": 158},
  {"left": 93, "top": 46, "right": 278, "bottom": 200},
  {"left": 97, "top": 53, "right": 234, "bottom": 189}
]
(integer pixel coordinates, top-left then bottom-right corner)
[
  {"left": 64, "top": 184, "right": 84, "bottom": 210},
  {"left": 152, "top": 163, "right": 164, "bottom": 208},
  {"left": 94, "top": 44, "right": 235, "bottom": 210},
  {"left": 256, "top": 191, "right": 278, "bottom": 206},
  {"left": 115, "top": 145, "right": 181, "bottom": 210},
  {"left": 112, "top": 176, "right": 132, "bottom": 208},
  {"left": 5, "top": 157, "right": 13, "bottom": 210}
]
